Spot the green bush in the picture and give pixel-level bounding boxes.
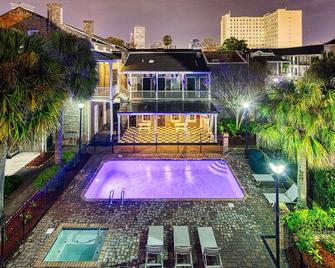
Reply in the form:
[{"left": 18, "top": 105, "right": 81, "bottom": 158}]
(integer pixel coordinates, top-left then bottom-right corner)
[
  {"left": 34, "top": 165, "right": 60, "bottom": 190},
  {"left": 313, "top": 168, "right": 335, "bottom": 209},
  {"left": 4, "top": 175, "right": 22, "bottom": 197},
  {"left": 63, "top": 151, "right": 75, "bottom": 164},
  {"left": 217, "top": 117, "right": 258, "bottom": 136},
  {"left": 284, "top": 208, "right": 335, "bottom": 264}
]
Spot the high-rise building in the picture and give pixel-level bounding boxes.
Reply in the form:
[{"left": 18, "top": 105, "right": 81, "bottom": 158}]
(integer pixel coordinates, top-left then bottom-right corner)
[
  {"left": 131, "top": 26, "right": 145, "bottom": 49},
  {"left": 220, "top": 9, "right": 302, "bottom": 49}
]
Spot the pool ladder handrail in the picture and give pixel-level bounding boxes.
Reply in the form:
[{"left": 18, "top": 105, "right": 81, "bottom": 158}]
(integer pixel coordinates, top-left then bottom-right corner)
[
  {"left": 121, "top": 190, "right": 125, "bottom": 205},
  {"left": 109, "top": 190, "right": 114, "bottom": 205}
]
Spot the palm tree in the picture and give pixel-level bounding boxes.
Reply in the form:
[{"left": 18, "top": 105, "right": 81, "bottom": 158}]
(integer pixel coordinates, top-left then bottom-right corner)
[
  {"left": 50, "top": 32, "right": 97, "bottom": 166},
  {"left": 0, "top": 28, "right": 66, "bottom": 217},
  {"left": 257, "top": 79, "right": 335, "bottom": 207}
]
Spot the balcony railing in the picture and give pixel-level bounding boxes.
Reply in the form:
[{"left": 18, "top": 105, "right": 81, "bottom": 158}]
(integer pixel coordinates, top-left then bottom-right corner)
[{"left": 131, "top": 90, "right": 209, "bottom": 100}]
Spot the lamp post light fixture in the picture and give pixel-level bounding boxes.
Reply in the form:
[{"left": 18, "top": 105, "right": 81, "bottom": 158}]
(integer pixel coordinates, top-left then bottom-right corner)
[
  {"left": 269, "top": 162, "right": 285, "bottom": 268},
  {"left": 242, "top": 102, "right": 250, "bottom": 158},
  {"left": 78, "top": 103, "right": 84, "bottom": 154}
]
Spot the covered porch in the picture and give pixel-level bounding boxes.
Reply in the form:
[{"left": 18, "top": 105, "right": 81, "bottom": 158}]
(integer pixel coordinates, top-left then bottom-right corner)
[{"left": 117, "top": 101, "right": 218, "bottom": 144}]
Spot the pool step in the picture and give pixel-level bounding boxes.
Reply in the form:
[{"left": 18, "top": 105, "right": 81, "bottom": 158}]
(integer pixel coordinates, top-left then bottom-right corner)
[{"left": 209, "top": 163, "right": 229, "bottom": 174}]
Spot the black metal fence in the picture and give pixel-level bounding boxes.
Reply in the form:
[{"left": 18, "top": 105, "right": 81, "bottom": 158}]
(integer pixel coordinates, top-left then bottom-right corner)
[{"left": 0, "top": 152, "right": 82, "bottom": 265}]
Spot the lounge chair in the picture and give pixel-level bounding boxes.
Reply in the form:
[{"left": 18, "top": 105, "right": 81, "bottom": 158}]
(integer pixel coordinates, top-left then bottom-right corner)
[
  {"left": 252, "top": 174, "right": 274, "bottom": 185},
  {"left": 145, "top": 226, "right": 164, "bottom": 268},
  {"left": 197, "top": 227, "right": 222, "bottom": 268},
  {"left": 263, "top": 184, "right": 298, "bottom": 205},
  {"left": 173, "top": 226, "right": 193, "bottom": 267}
]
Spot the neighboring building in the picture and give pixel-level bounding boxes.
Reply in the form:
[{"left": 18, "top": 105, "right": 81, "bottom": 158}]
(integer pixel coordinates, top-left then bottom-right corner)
[
  {"left": 251, "top": 39, "right": 335, "bottom": 79},
  {"left": 220, "top": 9, "right": 302, "bottom": 49},
  {"left": 131, "top": 26, "right": 145, "bottom": 49},
  {"left": 150, "top": 40, "right": 164, "bottom": 49}
]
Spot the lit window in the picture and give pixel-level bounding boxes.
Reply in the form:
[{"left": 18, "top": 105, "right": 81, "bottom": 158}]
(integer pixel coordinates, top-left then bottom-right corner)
[
  {"left": 142, "top": 115, "right": 151, "bottom": 121},
  {"left": 171, "top": 114, "right": 180, "bottom": 122},
  {"left": 188, "top": 115, "right": 196, "bottom": 122}
]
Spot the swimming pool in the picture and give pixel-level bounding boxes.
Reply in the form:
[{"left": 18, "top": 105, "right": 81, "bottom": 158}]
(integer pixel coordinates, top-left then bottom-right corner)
[
  {"left": 44, "top": 228, "right": 107, "bottom": 262},
  {"left": 84, "top": 160, "right": 244, "bottom": 200}
]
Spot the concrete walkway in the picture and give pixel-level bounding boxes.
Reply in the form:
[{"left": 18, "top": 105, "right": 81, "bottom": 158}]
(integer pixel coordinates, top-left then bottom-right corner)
[{"left": 5, "top": 152, "right": 39, "bottom": 176}]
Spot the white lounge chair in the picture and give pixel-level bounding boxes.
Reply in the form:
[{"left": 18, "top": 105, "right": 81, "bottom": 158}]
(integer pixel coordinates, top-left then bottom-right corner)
[
  {"left": 263, "top": 184, "right": 298, "bottom": 205},
  {"left": 252, "top": 174, "right": 274, "bottom": 185},
  {"left": 145, "top": 226, "right": 164, "bottom": 268},
  {"left": 173, "top": 226, "right": 193, "bottom": 267},
  {"left": 197, "top": 227, "right": 223, "bottom": 268}
]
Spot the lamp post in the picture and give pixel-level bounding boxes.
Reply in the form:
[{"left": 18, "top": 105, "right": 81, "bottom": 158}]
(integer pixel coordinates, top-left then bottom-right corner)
[
  {"left": 78, "top": 103, "right": 84, "bottom": 154},
  {"left": 269, "top": 162, "right": 285, "bottom": 268},
  {"left": 243, "top": 102, "right": 250, "bottom": 158}
]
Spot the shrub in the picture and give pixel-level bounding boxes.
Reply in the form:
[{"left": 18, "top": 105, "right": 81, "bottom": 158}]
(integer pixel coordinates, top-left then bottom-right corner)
[
  {"left": 217, "top": 117, "right": 258, "bottom": 136},
  {"left": 313, "top": 168, "right": 335, "bottom": 209},
  {"left": 63, "top": 151, "right": 75, "bottom": 164},
  {"left": 4, "top": 175, "right": 22, "bottom": 197},
  {"left": 284, "top": 208, "right": 335, "bottom": 264},
  {"left": 34, "top": 165, "right": 60, "bottom": 190}
]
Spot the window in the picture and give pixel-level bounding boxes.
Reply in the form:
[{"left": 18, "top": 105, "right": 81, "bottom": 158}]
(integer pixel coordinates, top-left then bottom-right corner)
[
  {"left": 186, "top": 77, "right": 196, "bottom": 91},
  {"left": 171, "top": 76, "right": 180, "bottom": 91},
  {"left": 143, "top": 77, "right": 151, "bottom": 91},
  {"left": 158, "top": 77, "right": 165, "bottom": 91},
  {"left": 98, "top": 62, "right": 110, "bottom": 87},
  {"left": 27, "top": 29, "right": 39, "bottom": 36},
  {"left": 142, "top": 115, "right": 151, "bottom": 121},
  {"left": 171, "top": 114, "right": 180, "bottom": 122},
  {"left": 188, "top": 115, "right": 196, "bottom": 122},
  {"left": 131, "top": 77, "right": 137, "bottom": 91}
]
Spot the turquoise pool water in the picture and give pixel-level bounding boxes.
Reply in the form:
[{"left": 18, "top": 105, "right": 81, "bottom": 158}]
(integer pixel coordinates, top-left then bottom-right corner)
[{"left": 44, "top": 229, "right": 107, "bottom": 262}]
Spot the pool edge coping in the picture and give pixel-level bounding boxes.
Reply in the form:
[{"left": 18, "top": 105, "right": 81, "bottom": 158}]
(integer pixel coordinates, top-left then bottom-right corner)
[
  {"left": 80, "top": 158, "right": 248, "bottom": 202},
  {"left": 34, "top": 223, "right": 112, "bottom": 268}
]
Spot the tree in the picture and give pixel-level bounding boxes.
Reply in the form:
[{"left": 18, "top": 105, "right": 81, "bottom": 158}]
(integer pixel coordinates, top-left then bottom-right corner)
[
  {"left": 163, "top": 35, "right": 172, "bottom": 48},
  {"left": 211, "top": 62, "right": 267, "bottom": 131},
  {"left": 257, "top": 79, "right": 335, "bottom": 207},
  {"left": 0, "top": 28, "right": 66, "bottom": 216},
  {"left": 221, "top": 37, "right": 248, "bottom": 52},
  {"left": 202, "top": 37, "right": 219, "bottom": 51},
  {"left": 50, "top": 32, "right": 97, "bottom": 165},
  {"left": 106, "top": 36, "right": 126, "bottom": 48},
  {"left": 307, "top": 52, "right": 335, "bottom": 89}
]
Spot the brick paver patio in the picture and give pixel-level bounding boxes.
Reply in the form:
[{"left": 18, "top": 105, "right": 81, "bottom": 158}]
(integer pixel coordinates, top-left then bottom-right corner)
[{"left": 6, "top": 151, "right": 288, "bottom": 268}]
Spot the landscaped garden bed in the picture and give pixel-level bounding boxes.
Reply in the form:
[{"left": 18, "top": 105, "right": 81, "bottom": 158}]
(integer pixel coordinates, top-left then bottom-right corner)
[
  {"left": 284, "top": 208, "right": 335, "bottom": 268},
  {"left": 25, "top": 152, "right": 54, "bottom": 168}
]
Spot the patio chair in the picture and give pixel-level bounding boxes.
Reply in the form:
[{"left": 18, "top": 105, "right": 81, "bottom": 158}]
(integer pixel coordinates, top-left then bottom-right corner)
[
  {"left": 197, "top": 227, "right": 223, "bottom": 268},
  {"left": 263, "top": 184, "right": 298, "bottom": 205},
  {"left": 173, "top": 226, "right": 193, "bottom": 267},
  {"left": 145, "top": 226, "right": 164, "bottom": 268},
  {"left": 252, "top": 174, "right": 274, "bottom": 185}
]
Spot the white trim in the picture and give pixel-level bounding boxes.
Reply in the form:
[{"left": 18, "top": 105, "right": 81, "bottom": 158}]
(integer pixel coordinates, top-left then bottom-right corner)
[{"left": 123, "top": 71, "right": 211, "bottom": 75}]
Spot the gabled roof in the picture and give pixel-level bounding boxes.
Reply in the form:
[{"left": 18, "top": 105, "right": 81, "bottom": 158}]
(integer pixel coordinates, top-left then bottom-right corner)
[
  {"left": 93, "top": 51, "right": 122, "bottom": 61},
  {"left": 326, "top": 39, "right": 335, "bottom": 45},
  {"left": 252, "top": 55, "right": 289, "bottom": 62},
  {"left": 203, "top": 51, "right": 247, "bottom": 64},
  {"left": 122, "top": 50, "right": 209, "bottom": 72}
]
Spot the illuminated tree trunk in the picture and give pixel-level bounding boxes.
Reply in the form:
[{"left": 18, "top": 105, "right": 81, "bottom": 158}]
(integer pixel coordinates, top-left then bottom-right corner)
[
  {"left": 55, "top": 109, "right": 63, "bottom": 166},
  {"left": 297, "top": 153, "right": 307, "bottom": 208},
  {"left": 0, "top": 142, "right": 7, "bottom": 218}
]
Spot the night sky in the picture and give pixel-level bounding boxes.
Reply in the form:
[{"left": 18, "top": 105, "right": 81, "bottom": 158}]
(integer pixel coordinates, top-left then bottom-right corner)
[{"left": 1, "top": 0, "right": 334, "bottom": 48}]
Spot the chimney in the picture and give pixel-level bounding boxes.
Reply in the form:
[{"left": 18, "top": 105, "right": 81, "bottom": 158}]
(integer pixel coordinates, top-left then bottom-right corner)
[
  {"left": 47, "top": 3, "right": 63, "bottom": 26},
  {"left": 83, "top": 20, "right": 94, "bottom": 36}
]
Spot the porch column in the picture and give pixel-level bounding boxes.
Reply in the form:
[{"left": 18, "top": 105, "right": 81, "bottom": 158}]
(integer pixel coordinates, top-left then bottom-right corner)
[
  {"left": 184, "top": 114, "right": 188, "bottom": 143},
  {"left": 117, "top": 114, "right": 121, "bottom": 142},
  {"left": 155, "top": 74, "right": 158, "bottom": 101},
  {"left": 103, "top": 102, "right": 107, "bottom": 125},
  {"left": 109, "top": 62, "right": 114, "bottom": 142},
  {"left": 127, "top": 115, "right": 130, "bottom": 128},
  {"left": 214, "top": 114, "right": 218, "bottom": 143},
  {"left": 208, "top": 73, "right": 211, "bottom": 101},
  {"left": 277, "top": 62, "right": 280, "bottom": 76},
  {"left": 128, "top": 74, "right": 132, "bottom": 101},
  {"left": 154, "top": 114, "right": 157, "bottom": 143},
  {"left": 88, "top": 101, "right": 91, "bottom": 142},
  {"left": 181, "top": 73, "right": 185, "bottom": 101}
]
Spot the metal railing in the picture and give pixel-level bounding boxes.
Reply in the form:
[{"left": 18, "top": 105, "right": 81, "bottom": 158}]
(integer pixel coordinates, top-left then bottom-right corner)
[
  {"left": 131, "top": 90, "right": 209, "bottom": 100},
  {"left": 0, "top": 151, "right": 85, "bottom": 265}
]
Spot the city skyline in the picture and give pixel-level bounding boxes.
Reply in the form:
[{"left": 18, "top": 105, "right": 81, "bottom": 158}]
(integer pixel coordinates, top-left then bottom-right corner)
[{"left": 0, "top": 0, "right": 334, "bottom": 48}]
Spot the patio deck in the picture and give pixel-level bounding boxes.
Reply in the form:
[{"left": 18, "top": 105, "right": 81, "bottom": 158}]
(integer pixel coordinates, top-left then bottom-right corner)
[
  {"left": 120, "top": 126, "right": 214, "bottom": 143},
  {"left": 6, "top": 152, "right": 288, "bottom": 268}
]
